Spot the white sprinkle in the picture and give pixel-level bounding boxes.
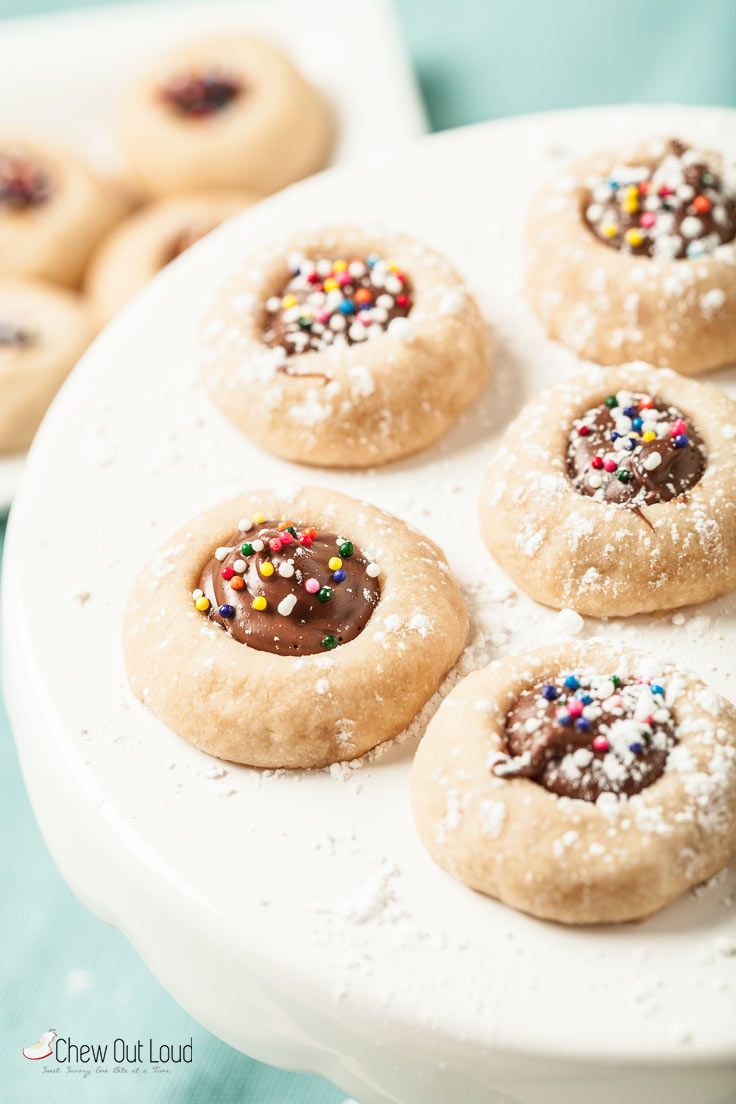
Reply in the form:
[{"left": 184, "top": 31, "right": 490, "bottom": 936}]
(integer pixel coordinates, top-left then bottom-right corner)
[
  {"left": 232, "top": 559, "right": 247, "bottom": 574},
  {"left": 680, "top": 215, "right": 702, "bottom": 239},
  {"left": 238, "top": 517, "right": 253, "bottom": 532},
  {"left": 251, "top": 539, "right": 264, "bottom": 553},
  {"left": 278, "top": 561, "right": 295, "bottom": 579},
  {"left": 192, "top": 588, "right": 203, "bottom": 600},
  {"left": 366, "top": 562, "right": 381, "bottom": 578},
  {"left": 277, "top": 594, "right": 297, "bottom": 617},
  {"left": 215, "top": 546, "right": 231, "bottom": 562},
  {"left": 555, "top": 608, "right": 584, "bottom": 636},
  {"left": 642, "top": 451, "right": 662, "bottom": 471},
  {"left": 387, "top": 316, "right": 414, "bottom": 342}
]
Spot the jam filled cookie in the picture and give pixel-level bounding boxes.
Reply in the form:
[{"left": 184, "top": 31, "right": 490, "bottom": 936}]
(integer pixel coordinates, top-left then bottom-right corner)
[
  {"left": 412, "top": 642, "right": 736, "bottom": 924},
  {"left": 0, "top": 138, "right": 125, "bottom": 287},
  {"left": 120, "top": 35, "right": 332, "bottom": 198},
  {"left": 202, "top": 227, "right": 491, "bottom": 467},
  {"left": 86, "top": 191, "right": 256, "bottom": 325},
  {"left": 0, "top": 278, "right": 92, "bottom": 454},
  {"left": 526, "top": 137, "right": 736, "bottom": 375},
  {"left": 124, "top": 486, "right": 467, "bottom": 768},
  {"left": 479, "top": 363, "right": 736, "bottom": 617}
]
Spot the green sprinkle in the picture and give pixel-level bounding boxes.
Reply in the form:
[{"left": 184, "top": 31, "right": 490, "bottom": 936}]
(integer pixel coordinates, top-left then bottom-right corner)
[
  {"left": 339, "top": 541, "right": 354, "bottom": 558},
  {"left": 287, "top": 526, "right": 298, "bottom": 540},
  {"left": 241, "top": 542, "right": 253, "bottom": 556},
  {"left": 317, "top": 586, "right": 333, "bottom": 604},
  {"left": 611, "top": 675, "right": 622, "bottom": 688},
  {"left": 604, "top": 395, "right": 619, "bottom": 409},
  {"left": 322, "top": 634, "right": 338, "bottom": 650},
  {"left": 617, "top": 470, "right": 630, "bottom": 483}
]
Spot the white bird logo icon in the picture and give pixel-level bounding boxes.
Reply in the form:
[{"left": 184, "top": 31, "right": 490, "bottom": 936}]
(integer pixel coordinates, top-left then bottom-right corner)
[{"left": 22, "top": 1030, "right": 57, "bottom": 1060}]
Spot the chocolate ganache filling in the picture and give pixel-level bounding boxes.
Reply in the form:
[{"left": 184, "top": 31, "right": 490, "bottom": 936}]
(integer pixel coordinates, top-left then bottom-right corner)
[
  {"left": 584, "top": 138, "right": 736, "bottom": 260},
  {"left": 0, "top": 152, "right": 52, "bottom": 211},
  {"left": 567, "top": 389, "right": 706, "bottom": 508},
  {"left": 262, "top": 254, "right": 413, "bottom": 359},
  {"left": 195, "top": 517, "right": 381, "bottom": 655},
  {"left": 160, "top": 71, "right": 242, "bottom": 118},
  {"left": 493, "top": 673, "right": 676, "bottom": 801}
]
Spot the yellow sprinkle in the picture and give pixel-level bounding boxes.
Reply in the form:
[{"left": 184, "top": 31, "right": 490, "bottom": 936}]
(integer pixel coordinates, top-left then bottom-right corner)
[
  {"left": 252, "top": 596, "right": 267, "bottom": 611},
  {"left": 328, "top": 556, "right": 343, "bottom": 571},
  {"left": 625, "top": 228, "right": 644, "bottom": 247},
  {"left": 332, "top": 259, "right": 347, "bottom": 272},
  {"left": 602, "top": 223, "right": 618, "bottom": 238},
  {"left": 323, "top": 277, "right": 339, "bottom": 291},
  {"left": 387, "top": 263, "right": 399, "bottom": 272},
  {"left": 281, "top": 294, "right": 297, "bottom": 309},
  {"left": 642, "top": 430, "right": 656, "bottom": 442},
  {"left": 260, "top": 561, "right": 274, "bottom": 577},
  {"left": 252, "top": 512, "right": 266, "bottom": 525},
  {"left": 195, "top": 596, "right": 210, "bottom": 612},
  {"left": 623, "top": 197, "right": 639, "bottom": 214}
]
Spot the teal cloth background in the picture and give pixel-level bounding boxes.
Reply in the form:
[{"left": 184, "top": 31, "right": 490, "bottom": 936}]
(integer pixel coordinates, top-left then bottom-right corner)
[{"left": 1, "top": 1, "right": 735, "bottom": 1101}]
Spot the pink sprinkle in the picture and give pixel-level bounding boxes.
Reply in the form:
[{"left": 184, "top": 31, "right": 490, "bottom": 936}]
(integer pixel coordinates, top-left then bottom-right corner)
[
  {"left": 316, "top": 310, "right": 330, "bottom": 324},
  {"left": 305, "top": 578, "right": 320, "bottom": 594},
  {"left": 593, "top": 735, "right": 610, "bottom": 752},
  {"left": 670, "top": 419, "right": 688, "bottom": 437},
  {"left": 269, "top": 537, "right": 283, "bottom": 552},
  {"left": 567, "top": 699, "right": 583, "bottom": 717},
  {"left": 338, "top": 273, "right": 351, "bottom": 286},
  {"left": 279, "top": 532, "right": 294, "bottom": 546},
  {"left": 603, "top": 459, "right": 617, "bottom": 472},
  {"left": 640, "top": 212, "right": 656, "bottom": 228}
]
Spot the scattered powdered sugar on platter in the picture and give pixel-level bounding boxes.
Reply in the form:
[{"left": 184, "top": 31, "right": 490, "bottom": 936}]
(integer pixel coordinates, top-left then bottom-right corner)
[{"left": 8, "top": 106, "right": 736, "bottom": 1067}]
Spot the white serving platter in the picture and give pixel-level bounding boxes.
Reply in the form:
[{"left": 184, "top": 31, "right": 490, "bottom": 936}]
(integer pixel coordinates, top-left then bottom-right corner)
[
  {"left": 0, "top": 0, "right": 427, "bottom": 511},
  {"left": 4, "top": 105, "right": 736, "bottom": 1104}
]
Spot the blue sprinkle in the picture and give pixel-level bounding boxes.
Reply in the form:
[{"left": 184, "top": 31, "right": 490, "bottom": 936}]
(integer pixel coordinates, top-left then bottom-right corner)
[
  {"left": 623, "top": 405, "right": 637, "bottom": 417},
  {"left": 366, "top": 253, "right": 380, "bottom": 268},
  {"left": 632, "top": 416, "right": 643, "bottom": 431},
  {"left": 564, "top": 675, "right": 580, "bottom": 691},
  {"left": 218, "top": 604, "right": 235, "bottom": 619},
  {"left": 625, "top": 437, "right": 637, "bottom": 451},
  {"left": 576, "top": 718, "right": 591, "bottom": 732},
  {"left": 651, "top": 683, "right": 664, "bottom": 696},
  {"left": 338, "top": 300, "right": 355, "bottom": 315},
  {"left": 674, "top": 434, "right": 689, "bottom": 448},
  {"left": 610, "top": 431, "right": 620, "bottom": 441},
  {"left": 629, "top": 742, "right": 644, "bottom": 755},
  {"left": 542, "top": 684, "right": 559, "bottom": 701},
  {"left": 557, "top": 712, "right": 572, "bottom": 727},
  {"left": 578, "top": 693, "right": 593, "bottom": 705},
  {"left": 332, "top": 569, "right": 346, "bottom": 583}
]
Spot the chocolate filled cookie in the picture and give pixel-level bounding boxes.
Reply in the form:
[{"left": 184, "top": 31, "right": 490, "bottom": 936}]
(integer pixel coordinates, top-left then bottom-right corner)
[
  {"left": 0, "top": 137, "right": 125, "bottom": 287},
  {"left": 479, "top": 363, "right": 736, "bottom": 617},
  {"left": 412, "top": 642, "right": 736, "bottom": 924},
  {"left": 124, "top": 486, "right": 467, "bottom": 768},
  {"left": 86, "top": 191, "right": 256, "bottom": 325},
  {"left": 202, "top": 226, "right": 491, "bottom": 467},
  {"left": 120, "top": 34, "right": 332, "bottom": 198},
  {"left": 525, "top": 136, "right": 736, "bottom": 376}
]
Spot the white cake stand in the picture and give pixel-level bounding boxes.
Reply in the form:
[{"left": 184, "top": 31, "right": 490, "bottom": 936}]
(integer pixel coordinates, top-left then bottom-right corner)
[{"left": 4, "top": 106, "right": 736, "bottom": 1104}]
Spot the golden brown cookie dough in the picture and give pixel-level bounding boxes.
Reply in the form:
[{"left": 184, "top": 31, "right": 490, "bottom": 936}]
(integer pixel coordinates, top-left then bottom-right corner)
[
  {"left": 525, "top": 137, "right": 736, "bottom": 376},
  {"left": 0, "top": 278, "right": 93, "bottom": 454},
  {"left": 202, "top": 226, "right": 491, "bottom": 467},
  {"left": 0, "top": 137, "right": 125, "bottom": 287},
  {"left": 412, "top": 641, "right": 736, "bottom": 925},
  {"left": 479, "top": 363, "right": 736, "bottom": 617},
  {"left": 124, "top": 486, "right": 468, "bottom": 769},
  {"left": 86, "top": 191, "right": 257, "bottom": 325},
  {"left": 120, "top": 34, "right": 332, "bottom": 198}
]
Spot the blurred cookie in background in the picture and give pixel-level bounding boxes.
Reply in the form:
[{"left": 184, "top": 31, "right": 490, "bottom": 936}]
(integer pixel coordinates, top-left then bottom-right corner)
[
  {"left": 0, "top": 278, "right": 93, "bottom": 454},
  {"left": 0, "top": 137, "right": 127, "bottom": 287},
  {"left": 119, "top": 34, "right": 333, "bottom": 198},
  {"left": 86, "top": 190, "right": 257, "bottom": 325}
]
